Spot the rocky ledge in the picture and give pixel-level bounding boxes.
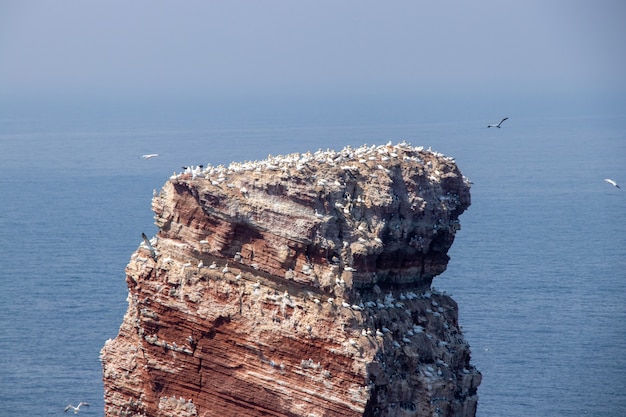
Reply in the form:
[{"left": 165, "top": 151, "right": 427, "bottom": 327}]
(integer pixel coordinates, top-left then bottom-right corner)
[{"left": 101, "top": 142, "right": 480, "bottom": 417}]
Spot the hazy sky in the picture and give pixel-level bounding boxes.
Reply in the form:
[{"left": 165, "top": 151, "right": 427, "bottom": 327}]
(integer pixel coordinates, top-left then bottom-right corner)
[{"left": 1, "top": 0, "right": 625, "bottom": 101}]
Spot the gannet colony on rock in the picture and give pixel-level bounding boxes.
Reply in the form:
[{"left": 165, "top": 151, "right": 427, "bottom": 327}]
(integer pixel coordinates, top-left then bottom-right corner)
[
  {"left": 170, "top": 141, "right": 460, "bottom": 184},
  {"left": 102, "top": 141, "right": 481, "bottom": 417}
]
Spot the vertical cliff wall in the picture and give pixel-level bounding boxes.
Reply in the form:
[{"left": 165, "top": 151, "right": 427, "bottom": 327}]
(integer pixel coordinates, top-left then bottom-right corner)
[{"left": 101, "top": 142, "right": 480, "bottom": 417}]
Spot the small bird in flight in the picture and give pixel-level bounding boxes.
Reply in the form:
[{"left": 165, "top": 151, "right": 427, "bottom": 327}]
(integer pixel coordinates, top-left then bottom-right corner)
[
  {"left": 64, "top": 402, "right": 89, "bottom": 414},
  {"left": 141, "top": 233, "right": 157, "bottom": 259},
  {"left": 487, "top": 117, "right": 508, "bottom": 128},
  {"left": 604, "top": 178, "right": 621, "bottom": 189},
  {"left": 141, "top": 153, "right": 160, "bottom": 159}
]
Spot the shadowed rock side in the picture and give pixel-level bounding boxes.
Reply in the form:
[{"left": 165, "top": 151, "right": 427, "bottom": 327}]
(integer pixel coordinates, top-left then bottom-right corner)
[{"left": 101, "top": 142, "right": 481, "bottom": 417}]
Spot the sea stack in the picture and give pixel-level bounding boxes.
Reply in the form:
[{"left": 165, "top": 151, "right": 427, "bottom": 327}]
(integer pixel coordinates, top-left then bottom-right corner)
[{"left": 101, "top": 142, "right": 481, "bottom": 417}]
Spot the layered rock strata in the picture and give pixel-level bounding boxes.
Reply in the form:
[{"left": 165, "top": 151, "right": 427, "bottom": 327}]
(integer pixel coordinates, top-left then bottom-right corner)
[{"left": 101, "top": 142, "right": 481, "bottom": 417}]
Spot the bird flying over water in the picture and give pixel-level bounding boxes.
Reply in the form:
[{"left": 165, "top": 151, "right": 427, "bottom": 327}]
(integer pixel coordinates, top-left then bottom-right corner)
[
  {"left": 64, "top": 402, "right": 89, "bottom": 414},
  {"left": 487, "top": 117, "right": 508, "bottom": 128},
  {"left": 141, "top": 153, "right": 160, "bottom": 159},
  {"left": 604, "top": 178, "right": 621, "bottom": 189}
]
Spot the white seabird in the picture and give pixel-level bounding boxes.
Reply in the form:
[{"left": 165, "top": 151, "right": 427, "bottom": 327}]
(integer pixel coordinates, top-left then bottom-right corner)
[
  {"left": 604, "top": 178, "right": 621, "bottom": 189},
  {"left": 141, "top": 233, "right": 157, "bottom": 260},
  {"left": 487, "top": 117, "right": 508, "bottom": 128},
  {"left": 141, "top": 153, "right": 160, "bottom": 159},
  {"left": 64, "top": 402, "right": 89, "bottom": 414}
]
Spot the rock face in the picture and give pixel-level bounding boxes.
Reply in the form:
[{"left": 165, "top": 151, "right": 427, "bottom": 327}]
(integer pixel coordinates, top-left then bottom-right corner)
[{"left": 101, "top": 142, "right": 481, "bottom": 417}]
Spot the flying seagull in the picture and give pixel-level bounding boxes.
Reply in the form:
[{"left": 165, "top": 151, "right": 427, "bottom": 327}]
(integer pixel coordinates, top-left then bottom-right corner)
[
  {"left": 141, "top": 153, "right": 160, "bottom": 159},
  {"left": 64, "top": 402, "right": 89, "bottom": 414},
  {"left": 141, "top": 232, "right": 157, "bottom": 259},
  {"left": 604, "top": 178, "right": 621, "bottom": 189},
  {"left": 487, "top": 117, "right": 508, "bottom": 128}
]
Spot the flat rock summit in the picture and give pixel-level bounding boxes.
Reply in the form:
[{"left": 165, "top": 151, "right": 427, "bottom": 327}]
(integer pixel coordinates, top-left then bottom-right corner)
[{"left": 101, "top": 142, "right": 481, "bottom": 417}]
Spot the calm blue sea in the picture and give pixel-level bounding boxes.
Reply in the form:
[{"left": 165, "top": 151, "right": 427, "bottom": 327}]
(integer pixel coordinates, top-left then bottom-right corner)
[{"left": 1, "top": 95, "right": 625, "bottom": 416}]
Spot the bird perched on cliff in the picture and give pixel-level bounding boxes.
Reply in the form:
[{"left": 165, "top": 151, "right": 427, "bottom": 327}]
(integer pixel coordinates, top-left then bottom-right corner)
[
  {"left": 604, "top": 178, "right": 621, "bottom": 189},
  {"left": 141, "top": 153, "right": 159, "bottom": 159},
  {"left": 64, "top": 402, "right": 89, "bottom": 414},
  {"left": 487, "top": 117, "right": 508, "bottom": 128}
]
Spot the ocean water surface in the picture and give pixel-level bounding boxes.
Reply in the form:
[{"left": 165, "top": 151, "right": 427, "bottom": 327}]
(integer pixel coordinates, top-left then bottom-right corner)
[{"left": 0, "top": 96, "right": 624, "bottom": 416}]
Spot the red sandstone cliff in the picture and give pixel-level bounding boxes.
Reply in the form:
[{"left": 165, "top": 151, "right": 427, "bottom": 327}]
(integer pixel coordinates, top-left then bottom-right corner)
[{"left": 101, "top": 142, "right": 480, "bottom": 417}]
